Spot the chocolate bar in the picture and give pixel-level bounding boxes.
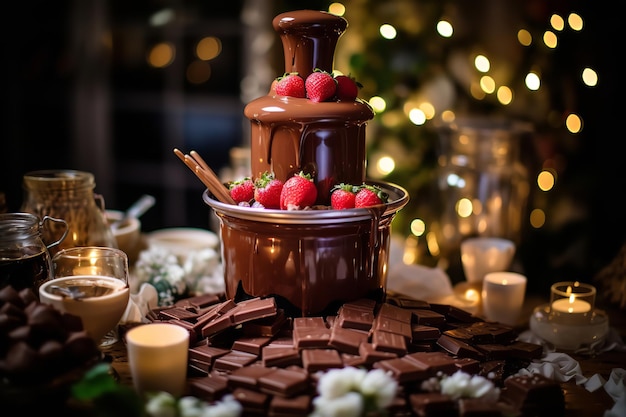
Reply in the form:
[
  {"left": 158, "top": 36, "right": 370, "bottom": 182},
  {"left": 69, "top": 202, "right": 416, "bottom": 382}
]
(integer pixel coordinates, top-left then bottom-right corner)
[
  {"left": 187, "top": 372, "right": 229, "bottom": 401},
  {"left": 231, "top": 336, "right": 272, "bottom": 356},
  {"left": 328, "top": 326, "right": 368, "bottom": 355},
  {"left": 231, "top": 297, "right": 278, "bottom": 325},
  {"left": 371, "top": 329, "right": 408, "bottom": 356},
  {"left": 293, "top": 327, "right": 331, "bottom": 349},
  {"left": 242, "top": 309, "right": 289, "bottom": 337},
  {"left": 212, "top": 349, "right": 258, "bottom": 372},
  {"left": 373, "top": 356, "right": 430, "bottom": 383},
  {"left": 301, "top": 348, "right": 343, "bottom": 373},
  {"left": 232, "top": 387, "right": 270, "bottom": 413},
  {"left": 500, "top": 373, "right": 565, "bottom": 416},
  {"left": 358, "top": 342, "right": 398, "bottom": 364},
  {"left": 268, "top": 393, "right": 312, "bottom": 415},
  {"left": 262, "top": 346, "right": 301, "bottom": 368},
  {"left": 405, "top": 351, "right": 459, "bottom": 376},
  {"left": 458, "top": 398, "right": 502, "bottom": 416},
  {"left": 374, "top": 315, "right": 413, "bottom": 340},
  {"left": 377, "top": 302, "right": 413, "bottom": 323},
  {"left": 409, "top": 392, "right": 456, "bottom": 417},
  {"left": 411, "top": 309, "right": 447, "bottom": 327},
  {"left": 411, "top": 324, "right": 441, "bottom": 341},
  {"left": 188, "top": 344, "right": 230, "bottom": 364},
  {"left": 228, "top": 365, "right": 279, "bottom": 390},
  {"left": 293, "top": 316, "right": 326, "bottom": 329},
  {"left": 258, "top": 367, "right": 310, "bottom": 397},
  {"left": 337, "top": 305, "right": 375, "bottom": 331}
]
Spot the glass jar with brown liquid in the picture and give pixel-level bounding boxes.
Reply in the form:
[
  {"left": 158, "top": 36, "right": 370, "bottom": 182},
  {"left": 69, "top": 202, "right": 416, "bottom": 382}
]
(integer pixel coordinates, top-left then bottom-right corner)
[
  {"left": 21, "top": 170, "right": 118, "bottom": 257},
  {"left": 0, "top": 212, "right": 68, "bottom": 295}
]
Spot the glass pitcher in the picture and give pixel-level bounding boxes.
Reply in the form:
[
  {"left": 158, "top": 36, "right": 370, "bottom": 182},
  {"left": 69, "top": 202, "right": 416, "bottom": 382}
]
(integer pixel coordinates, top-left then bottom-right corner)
[
  {"left": 435, "top": 117, "right": 532, "bottom": 264},
  {"left": 21, "top": 169, "right": 118, "bottom": 257},
  {"left": 0, "top": 212, "right": 68, "bottom": 295}
]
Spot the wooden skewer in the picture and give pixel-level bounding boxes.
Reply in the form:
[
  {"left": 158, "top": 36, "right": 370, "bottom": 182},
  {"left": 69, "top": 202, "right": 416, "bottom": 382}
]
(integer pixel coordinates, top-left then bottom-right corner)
[
  {"left": 190, "top": 150, "right": 210, "bottom": 172},
  {"left": 173, "top": 148, "right": 236, "bottom": 205}
]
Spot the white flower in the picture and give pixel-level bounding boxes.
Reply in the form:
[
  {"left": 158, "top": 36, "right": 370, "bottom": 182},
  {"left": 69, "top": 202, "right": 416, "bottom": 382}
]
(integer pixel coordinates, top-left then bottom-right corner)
[
  {"left": 360, "top": 368, "right": 398, "bottom": 409},
  {"left": 184, "top": 249, "right": 225, "bottom": 295},
  {"left": 145, "top": 392, "right": 242, "bottom": 417},
  {"left": 135, "top": 247, "right": 185, "bottom": 289},
  {"left": 144, "top": 392, "right": 177, "bottom": 417},
  {"left": 134, "top": 246, "right": 225, "bottom": 303},
  {"left": 199, "top": 394, "right": 243, "bottom": 417},
  {"left": 184, "top": 249, "right": 220, "bottom": 279},
  {"left": 312, "top": 367, "right": 399, "bottom": 416},
  {"left": 316, "top": 367, "right": 367, "bottom": 400},
  {"left": 311, "top": 391, "right": 364, "bottom": 417},
  {"left": 420, "top": 376, "right": 441, "bottom": 393},
  {"left": 178, "top": 396, "right": 206, "bottom": 417},
  {"left": 439, "top": 371, "right": 500, "bottom": 402},
  {"left": 193, "top": 268, "right": 226, "bottom": 295}
]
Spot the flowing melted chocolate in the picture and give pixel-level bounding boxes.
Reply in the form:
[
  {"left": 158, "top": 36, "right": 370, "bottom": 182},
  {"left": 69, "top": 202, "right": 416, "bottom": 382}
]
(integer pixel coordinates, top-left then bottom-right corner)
[{"left": 244, "top": 10, "right": 374, "bottom": 205}]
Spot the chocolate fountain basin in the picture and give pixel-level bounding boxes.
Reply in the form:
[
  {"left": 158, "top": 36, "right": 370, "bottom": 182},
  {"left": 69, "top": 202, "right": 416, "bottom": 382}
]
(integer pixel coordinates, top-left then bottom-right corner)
[{"left": 203, "top": 181, "right": 409, "bottom": 317}]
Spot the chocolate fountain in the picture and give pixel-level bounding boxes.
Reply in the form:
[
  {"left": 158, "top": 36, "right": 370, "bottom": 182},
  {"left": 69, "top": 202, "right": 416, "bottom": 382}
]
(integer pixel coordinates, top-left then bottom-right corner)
[{"left": 204, "top": 10, "right": 409, "bottom": 317}]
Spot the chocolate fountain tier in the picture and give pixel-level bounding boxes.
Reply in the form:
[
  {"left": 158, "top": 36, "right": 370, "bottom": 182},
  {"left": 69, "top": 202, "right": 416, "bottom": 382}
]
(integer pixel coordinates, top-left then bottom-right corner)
[
  {"left": 245, "top": 94, "right": 374, "bottom": 205},
  {"left": 273, "top": 10, "right": 347, "bottom": 79},
  {"left": 203, "top": 180, "right": 409, "bottom": 317}
]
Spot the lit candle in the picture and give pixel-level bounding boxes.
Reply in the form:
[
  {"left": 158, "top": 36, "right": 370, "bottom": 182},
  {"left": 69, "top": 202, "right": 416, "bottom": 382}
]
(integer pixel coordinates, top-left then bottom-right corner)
[
  {"left": 464, "top": 288, "right": 480, "bottom": 304},
  {"left": 481, "top": 272, "right": 527, "bottom": 326},
  {"left": 73, "top": 252, "right": 101, "bottom": 276},
  {"left": 551, "top": 295, "right": 591, "bottom": 314}
]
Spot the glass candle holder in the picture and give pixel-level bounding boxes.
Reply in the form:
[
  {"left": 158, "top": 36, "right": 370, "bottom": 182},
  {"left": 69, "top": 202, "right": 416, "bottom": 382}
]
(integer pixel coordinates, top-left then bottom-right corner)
[
  {"left": 549, "top": 281, "right": 595, "bottom": 325},
  {"left": 530, "top": 280, "right": 608, "bottom": 350}
]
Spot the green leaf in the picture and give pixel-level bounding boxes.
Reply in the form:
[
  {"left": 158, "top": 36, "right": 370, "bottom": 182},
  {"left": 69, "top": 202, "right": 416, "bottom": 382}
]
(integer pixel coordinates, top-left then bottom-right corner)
[{"left": 71, "top": 363, "right": 119, "bottom": 400}]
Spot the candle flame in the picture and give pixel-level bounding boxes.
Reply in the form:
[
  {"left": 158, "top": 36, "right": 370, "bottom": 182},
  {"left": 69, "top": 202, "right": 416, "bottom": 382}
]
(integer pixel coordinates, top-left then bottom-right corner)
[
  {"left": 502, "top": 279, "right": 508, "bottom": 285},
  {"left": 465, "top": 289, "right": 479, "bottom": 302},
  {"left": 568, "top": 294, "right": 575, "bottom": 303},
  {"left": 566, "top": 286, "right": 572, "bottom": 295}
]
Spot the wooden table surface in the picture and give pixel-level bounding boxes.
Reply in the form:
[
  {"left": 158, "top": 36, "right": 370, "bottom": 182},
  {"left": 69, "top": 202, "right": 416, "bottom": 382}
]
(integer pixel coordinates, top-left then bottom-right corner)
[{"left": 102, "top": 295, "right": 626, "bottom": 417}]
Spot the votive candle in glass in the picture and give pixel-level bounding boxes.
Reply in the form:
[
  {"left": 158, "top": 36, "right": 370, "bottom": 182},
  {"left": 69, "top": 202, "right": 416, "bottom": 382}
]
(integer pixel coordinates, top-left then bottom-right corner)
[{"left": 550, "top": 281, "right": 595, "bottom": 324}]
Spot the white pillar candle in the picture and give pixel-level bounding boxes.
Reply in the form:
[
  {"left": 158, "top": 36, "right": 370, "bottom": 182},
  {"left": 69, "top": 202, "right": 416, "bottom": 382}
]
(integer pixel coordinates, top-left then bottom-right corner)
[
  {"left": 126, "top": 323, "right": 190, "bottom": 397},
  {"left": 460, "top": 237, "right": 515, "bottom": 285},
  {"left": 481, "top": 272, "right": 527, "bottom": 326}
]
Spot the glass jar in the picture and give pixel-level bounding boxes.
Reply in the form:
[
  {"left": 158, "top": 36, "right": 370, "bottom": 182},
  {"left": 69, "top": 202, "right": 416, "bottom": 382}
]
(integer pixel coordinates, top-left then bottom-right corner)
[
  {"left": 21, "top": 170, "right": 118, "bottom": 257},
  {"left": 0, "top": 212, "right": 68, "bottom": 295},
  {"left": 435, "top": 117, "right": 532, "bottom": 266}
]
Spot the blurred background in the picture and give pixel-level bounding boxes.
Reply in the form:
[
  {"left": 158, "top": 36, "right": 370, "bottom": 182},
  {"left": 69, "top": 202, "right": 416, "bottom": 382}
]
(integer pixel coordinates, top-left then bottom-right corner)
[{"left": 1, "top": 0, "right": 623, "bottom": 296}]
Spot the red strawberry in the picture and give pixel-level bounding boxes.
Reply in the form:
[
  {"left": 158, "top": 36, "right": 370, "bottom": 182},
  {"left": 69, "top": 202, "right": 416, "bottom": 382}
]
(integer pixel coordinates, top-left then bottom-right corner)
[
  {"left": 330, "top": 183, "right": 358, "bottom": 209},
  {"left": 280, "top": 171, "right": 318, "bottom": 210},
  {"left": 275, "top": 73, "right": 306, "bottom": 98},
  {"left": 228, "top": 177, "right": 255, "bottom": 204},
  {"left": 354, "top": 184, "right": 389, "bottom": 208},
  {"left": 334, "top": 75, "right": 361, "bottom": 101},
  {"left": 305, "top": 69, "right": 336, "bottom": 102},
  {"left": 253, "top": 172, "right": 284, "bottom": 209}
]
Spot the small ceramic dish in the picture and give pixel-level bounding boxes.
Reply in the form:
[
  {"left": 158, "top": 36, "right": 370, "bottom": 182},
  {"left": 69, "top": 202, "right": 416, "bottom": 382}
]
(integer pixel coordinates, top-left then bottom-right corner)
[
  {"left": 145, "top": 227, "right": 219, "bottom": 261},
  {"left": 105, "top": 210, "right": 142, "bottom": 263}
]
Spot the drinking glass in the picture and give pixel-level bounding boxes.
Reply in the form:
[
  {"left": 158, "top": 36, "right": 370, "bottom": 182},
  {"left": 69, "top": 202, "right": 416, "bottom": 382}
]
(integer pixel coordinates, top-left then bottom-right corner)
[{"left": 39, "top": 246, "right": 130, "bottom": 347}]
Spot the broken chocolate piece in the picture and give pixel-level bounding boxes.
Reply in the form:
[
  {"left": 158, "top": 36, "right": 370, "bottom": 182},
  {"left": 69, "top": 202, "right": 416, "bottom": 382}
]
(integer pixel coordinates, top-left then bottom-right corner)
[{"left": 436, "top": 335, "right": 484, "bottom": 360}]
